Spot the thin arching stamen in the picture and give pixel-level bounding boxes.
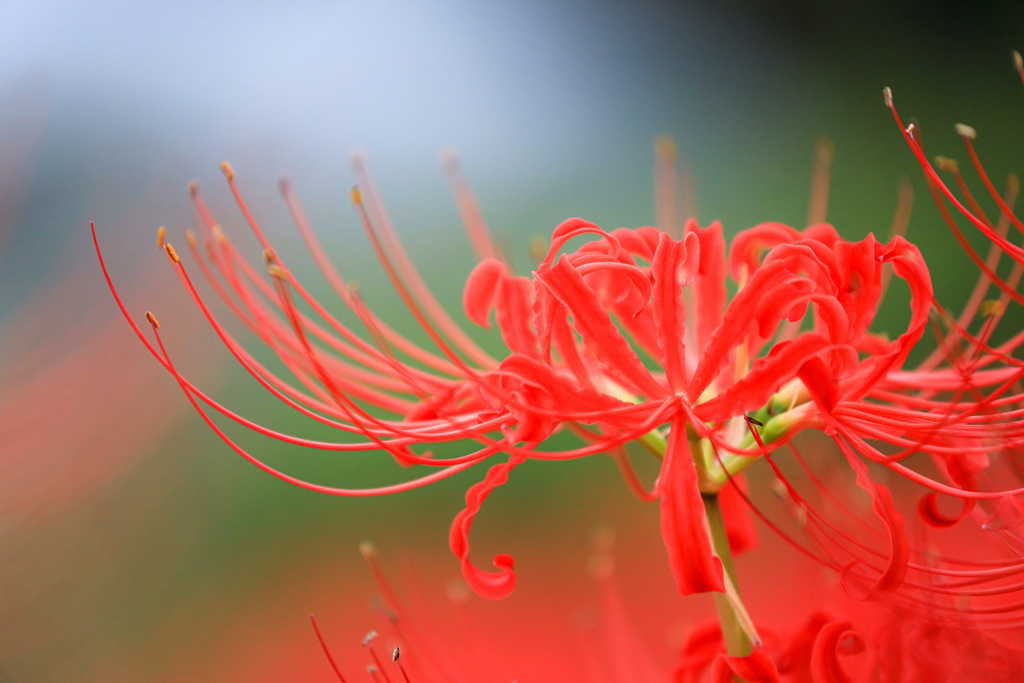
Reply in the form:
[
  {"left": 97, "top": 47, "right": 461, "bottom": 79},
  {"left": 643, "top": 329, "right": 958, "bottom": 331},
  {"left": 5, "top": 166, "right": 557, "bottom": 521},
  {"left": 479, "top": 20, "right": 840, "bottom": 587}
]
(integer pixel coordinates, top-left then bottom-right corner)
[
  {"left": 654, "top": 135, "right": 680, "bottom": 239},
  {"left": 310, "top": 615, "right": 349, "bottom": 683},
  {"left": 352, "top": 155, "right": 498, "bottom": 369},
  {"left": 807, "top": 136, "right": 834, "bottom": 226},
  {"left": 439, "top": 149, "right": 506, "bottom": 264}
]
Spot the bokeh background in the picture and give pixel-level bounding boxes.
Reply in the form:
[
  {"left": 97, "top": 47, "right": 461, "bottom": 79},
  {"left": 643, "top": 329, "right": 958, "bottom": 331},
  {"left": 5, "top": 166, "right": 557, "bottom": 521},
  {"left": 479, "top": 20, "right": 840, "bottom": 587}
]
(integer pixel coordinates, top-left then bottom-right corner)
[{"left": 3, "top": 1, "right": 1024, "bottom": 680}]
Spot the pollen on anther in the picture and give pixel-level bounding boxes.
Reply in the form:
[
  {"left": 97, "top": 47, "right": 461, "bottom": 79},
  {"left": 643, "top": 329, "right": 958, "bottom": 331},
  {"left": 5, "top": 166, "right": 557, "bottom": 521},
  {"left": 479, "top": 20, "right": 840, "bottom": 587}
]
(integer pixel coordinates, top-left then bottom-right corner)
[
  {"left": 437, "top": 146, "right": 458, "bottom": 170},
  {"left": 882, "top": 86, "right": 893, "bottom": 108},
  {"left": 362, "top": 630, "right": 378, "bottom": 647},
  {"left": 955, "top": 123, "right": 977, "bottom": 140},
  {"left": 220, "top": 161, "right": 235, "bottom": 181},
  {"left": 392, "top": 646, "right": 401, "bottom": 662},
  {"left": 157, "top": 226, "right": 166, "bottom": 248},
  {"left": 815, "top": 136, "right": 835, "bottom": 162},
  {"left": 145, "top": 311, "right": 160, "bottom": 328},
  {"left": 529, "top": 235, "right": 548, "bottom": 266},
  {"left": 351, "top": 186, "right": 363, "bottom": 205},
  {"left": 268, "top": 264, "right": 290, "bottom": 280},
  {"left": 164, "top": 243, "right": 180, "bottom": 263},
  {"left": 934, "top": 156, "right": 959, "bottom": 173},
  {"left": 982, "top": 299, "right": 1005, "bottom": 318},
  {"left": 654, "top": 134, "right": 677, "bottom": 162}
]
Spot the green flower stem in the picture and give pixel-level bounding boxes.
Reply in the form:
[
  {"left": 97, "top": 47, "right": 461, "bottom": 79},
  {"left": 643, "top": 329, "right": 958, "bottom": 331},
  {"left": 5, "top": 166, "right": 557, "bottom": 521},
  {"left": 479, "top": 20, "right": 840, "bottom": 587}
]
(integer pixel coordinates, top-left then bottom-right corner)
[
  {"left": 637, "top": 429, "right": 668, "bottom": 460},
  {"left": 704, "top": 493, "right": 753, "bottom": 659}
]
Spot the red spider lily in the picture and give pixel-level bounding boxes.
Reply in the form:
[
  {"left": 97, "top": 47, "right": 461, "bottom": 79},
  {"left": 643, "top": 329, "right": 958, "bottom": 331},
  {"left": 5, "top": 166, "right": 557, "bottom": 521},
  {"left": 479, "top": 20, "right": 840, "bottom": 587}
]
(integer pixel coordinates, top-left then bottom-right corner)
[{"left": 94, "top": 81, "right": 1024, "bottom": 639}]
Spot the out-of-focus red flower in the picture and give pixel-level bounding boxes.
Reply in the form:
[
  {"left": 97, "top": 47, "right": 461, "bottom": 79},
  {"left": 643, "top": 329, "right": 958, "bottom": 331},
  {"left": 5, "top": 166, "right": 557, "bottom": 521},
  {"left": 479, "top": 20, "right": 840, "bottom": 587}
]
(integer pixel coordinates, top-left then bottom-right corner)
[{"left": 295, "top": 529, "right": 1024, "bottom": 683}]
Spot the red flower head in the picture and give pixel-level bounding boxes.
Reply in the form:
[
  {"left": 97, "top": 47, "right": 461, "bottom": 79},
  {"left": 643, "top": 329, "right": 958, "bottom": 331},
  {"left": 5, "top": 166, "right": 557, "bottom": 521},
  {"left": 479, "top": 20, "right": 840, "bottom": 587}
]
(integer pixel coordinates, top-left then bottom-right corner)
[{"left": 95, "top": 66, "right": 1024, "bottom": 655}]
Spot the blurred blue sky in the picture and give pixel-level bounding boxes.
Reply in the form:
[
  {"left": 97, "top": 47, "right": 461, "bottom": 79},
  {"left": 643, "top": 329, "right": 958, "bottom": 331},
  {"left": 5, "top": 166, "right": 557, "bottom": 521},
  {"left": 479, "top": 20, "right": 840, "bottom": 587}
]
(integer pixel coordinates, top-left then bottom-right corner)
[{"left": 1, "top": 0, "right": 719, "bottom": 169}]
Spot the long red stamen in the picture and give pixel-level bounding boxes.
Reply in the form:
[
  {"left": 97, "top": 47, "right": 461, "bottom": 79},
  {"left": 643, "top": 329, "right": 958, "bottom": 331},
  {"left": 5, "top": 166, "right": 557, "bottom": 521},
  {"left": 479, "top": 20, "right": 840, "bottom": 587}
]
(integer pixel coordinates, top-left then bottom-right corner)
[{"left": 310, "top": 615, "right": 349, "bottom": 682}]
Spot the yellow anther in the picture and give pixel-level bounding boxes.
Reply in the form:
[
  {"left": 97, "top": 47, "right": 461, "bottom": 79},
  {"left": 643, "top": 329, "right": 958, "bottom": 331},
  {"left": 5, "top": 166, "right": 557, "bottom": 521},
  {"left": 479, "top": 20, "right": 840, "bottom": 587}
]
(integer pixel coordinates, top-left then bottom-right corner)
[
  {"left": 262, "top": 247, "right": 276, "bottom": 265},
  {"left": 351, "top": 185, "right": 363, "bottom": 205},
  {"left": 1015, "top": 50, "right": 1023, "bottom": 72},
  {"left": 185, "top": 229, "right": 197, "bottom": 248},
  {"left": 982, "top": 300, "right": 1005, "bottom": 318},
  {"left": 187, "top": 179, "right": 198, "bottom": 197},
  {"left": 145, "top": 311, "right": 160, "bottom": 328},
  {"left": 815, "top": 136, "right": 835, "bottom": 162},
  {"left": 1009, "top": 173, "right": 1020, "bottom": 194},
  {"left": 654, "top": 134, "right": 677, "bottom": 162},
  {"left": 882, "top": 86, "right": 893, "bottom": 108},
  {"left": 955, "top": 123, "right": 977, "bottom": 140},
  {"left": 267, "top": 264, "right": 290, "bottom": 280},
  {"left": 164, "top": 243, "right": 180, "bottom": 263},
  {"left": 220, "top": 160, "right": 235, "bottom": 181},
  {"left": 211, "top": 225, "right": 227, "bottom": 243},
  {"left": 359, "top": 541, "right": 377, "bottom": 560},
  {"left": 934, "top": 156, "right": 959, "bottom": 173},
  {"left": 157, "top": 226, "right": 166, "bottom": 248},
  {"left": 529, "top": 235, "right": 548, "bottom": 265}
]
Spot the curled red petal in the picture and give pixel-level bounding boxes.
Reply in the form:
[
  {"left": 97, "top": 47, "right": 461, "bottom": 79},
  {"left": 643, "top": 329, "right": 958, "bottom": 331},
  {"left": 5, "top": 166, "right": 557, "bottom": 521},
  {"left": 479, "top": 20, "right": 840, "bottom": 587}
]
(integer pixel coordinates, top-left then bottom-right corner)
[
  {"left": 659, "top": 415, "right": 726, "bottom": 595},
  {"left": 536, "top": 254, "right": 667, "bottom": 399},
  {"left": 811, "top": 621, "right": 863, "bottom": 683},
  {"left": 652, "top": 231, "right": 700, "bottom": 392},
  {"left": 689, "top": 261, "right": 810, "bottom": 401},
  {"left": 728, "top": 221, "right": 802, "bottom": 281},
  {"left": 494, "top": 275, "right": 537, "bottom": 355},
  {"left": 463, "top": 257, "right": 506, "bottom": 328},
  {"left": 918, "top": 491, "right": 973, "bottom": 528},
  {"left": 718, "top": 474, "right": 758, "bottom": 555},
  {"left": 689, "top": 220, "right": 727, "bottom": 356},
  {"left": 448, "top": 455, "right": 524, "bottom": 600},
  {"left": 836, "top": 435, "right": 909, "bottom": 594},
  {"left": 696, "top": 333, "right": 833, "bottom": 422}
]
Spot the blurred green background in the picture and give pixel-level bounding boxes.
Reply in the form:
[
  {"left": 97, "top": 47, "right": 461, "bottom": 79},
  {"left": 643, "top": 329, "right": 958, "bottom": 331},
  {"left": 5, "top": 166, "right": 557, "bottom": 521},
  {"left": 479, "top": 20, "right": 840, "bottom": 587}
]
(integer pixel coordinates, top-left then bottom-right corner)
[{"left": 2, "top": 1, "right": 1024, "bottom": 680}]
